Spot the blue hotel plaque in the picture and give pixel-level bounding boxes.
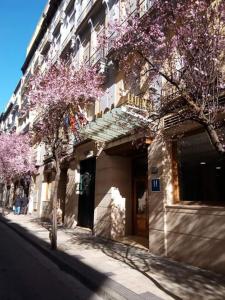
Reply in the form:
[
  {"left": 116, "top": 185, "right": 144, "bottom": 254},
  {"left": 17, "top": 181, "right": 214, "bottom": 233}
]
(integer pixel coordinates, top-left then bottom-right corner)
[{"left": 151, "top": 179, "right": 160, "bottom": 192}]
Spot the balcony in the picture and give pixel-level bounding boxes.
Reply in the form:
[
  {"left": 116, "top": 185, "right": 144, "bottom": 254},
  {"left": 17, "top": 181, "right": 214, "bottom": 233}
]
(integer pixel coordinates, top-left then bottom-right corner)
[
  {"left": 43, "top": 152, "right": 54, "bottom": 163},
  {"left": 18, "top": 110, "right": 27, "bottom": 120},
  {"left": 139, "top": 0, "right": 155, "bottom": 14},
  {"left": 68, "top": 10, "right": 75, "bottom": 27},
  {"left": 107, "top": 31, "right": 118, "bottom": 53},
  {"left": 55, "top": 34, "right": 61, "bottom": 50},
  {"left": 89, "top": 47, "right": 106, "bottom": 73},
  {"left": 106, "top": 0, "right": 156, "bottom": 55},
  {"left": 77, "top": 0, "right": 93, "bottom": 27},
  {"left": 6, "top": 121, "right": 16, "bottom": 133},
  {"left": 51, "top": 10, "right": 63, "bottom": 34},
  {"left": 35, "top": 160, "right": 42, "bottom": 167}
]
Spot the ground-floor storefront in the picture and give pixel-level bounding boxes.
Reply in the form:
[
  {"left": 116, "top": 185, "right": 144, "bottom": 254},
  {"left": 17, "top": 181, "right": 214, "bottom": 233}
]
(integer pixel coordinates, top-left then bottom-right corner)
[
  {"left": 63, "top": 138, "right": 150, "bottom": 244},
  {"left": 30, "top": 126, "right": 225, "bottom": 274},
  {"left": 147, "top": 130, "right": 225, "bottom": 274},
  {"left": 1, "top": 177, "right": 31, "bottom": 214}
]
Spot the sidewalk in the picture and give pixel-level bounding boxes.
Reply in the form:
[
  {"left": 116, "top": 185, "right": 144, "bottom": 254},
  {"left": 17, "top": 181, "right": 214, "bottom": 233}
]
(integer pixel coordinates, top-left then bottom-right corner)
[{"left": 1, "top": 211, "right": 225, "bottom": 300}]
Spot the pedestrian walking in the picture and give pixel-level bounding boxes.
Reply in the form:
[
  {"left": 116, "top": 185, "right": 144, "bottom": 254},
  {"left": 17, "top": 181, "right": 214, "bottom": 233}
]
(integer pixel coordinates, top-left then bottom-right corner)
[{"left": 15, "top": 195, "right": 21, "bottom": 215}]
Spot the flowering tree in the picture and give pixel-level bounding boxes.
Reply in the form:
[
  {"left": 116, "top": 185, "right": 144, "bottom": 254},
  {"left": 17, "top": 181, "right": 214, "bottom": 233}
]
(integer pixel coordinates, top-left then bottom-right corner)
[
  {"left": 27, "top": 58, "right": 103, "bottom": 249},
  {"left": 0, "top": 133, "right": 35, "bottom": 214},
  {"left": 0, "top": 133, "right": 34, "bottom": 182},
  {"left": 102, "top": 0, "right": 225, "bottom": 153}
]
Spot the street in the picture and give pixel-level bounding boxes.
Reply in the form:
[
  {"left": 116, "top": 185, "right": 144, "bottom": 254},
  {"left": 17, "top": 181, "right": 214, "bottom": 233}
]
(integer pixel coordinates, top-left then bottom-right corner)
[
  {"left": 0, "top": 1, "right": 225, "bottom": 299},
  {"left": 0, "top": 221, "right": 101, "bottom": 300}
]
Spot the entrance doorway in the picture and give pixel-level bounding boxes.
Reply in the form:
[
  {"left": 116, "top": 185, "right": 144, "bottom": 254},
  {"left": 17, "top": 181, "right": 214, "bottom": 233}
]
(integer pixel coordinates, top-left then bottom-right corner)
[
  {"left": 134, "top": 179, "right": 148, "bottom": 236},
  {"left": 132, "top": 155, "right": 149, "bottom": 237},
  {"left": 78, "top": 157, "right": 96, "bottom": 229}
]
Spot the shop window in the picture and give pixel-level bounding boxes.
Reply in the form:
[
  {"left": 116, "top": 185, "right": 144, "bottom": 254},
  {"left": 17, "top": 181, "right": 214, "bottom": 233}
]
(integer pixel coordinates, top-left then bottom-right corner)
[{"left": 177, "top": 131, "right": 225, "bottom": 204}]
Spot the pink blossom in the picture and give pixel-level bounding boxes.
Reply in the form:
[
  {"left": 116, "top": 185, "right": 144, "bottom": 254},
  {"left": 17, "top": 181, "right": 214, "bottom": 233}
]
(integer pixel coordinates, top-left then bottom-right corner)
[
  {"left": 99, "top": 0, "right": 225, "bottom": 153},
  {"left": 26, "top": 58, "right": 103, "bottom": 149},
  {"left": 0, "top": 133, "right": 35, "bottom": 182}
]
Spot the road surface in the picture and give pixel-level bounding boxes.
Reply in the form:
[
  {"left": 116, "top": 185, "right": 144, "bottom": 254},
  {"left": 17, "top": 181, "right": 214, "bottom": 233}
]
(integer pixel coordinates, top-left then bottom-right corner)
[{"left": 0, "top": 220, "right": 102, "bottom": 300}]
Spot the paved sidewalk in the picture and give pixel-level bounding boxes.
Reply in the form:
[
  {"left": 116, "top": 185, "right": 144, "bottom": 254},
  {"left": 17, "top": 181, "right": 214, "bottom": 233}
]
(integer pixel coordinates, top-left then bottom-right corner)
[{"left": 1, "top": 211, "right": 225, "bottom": 300}]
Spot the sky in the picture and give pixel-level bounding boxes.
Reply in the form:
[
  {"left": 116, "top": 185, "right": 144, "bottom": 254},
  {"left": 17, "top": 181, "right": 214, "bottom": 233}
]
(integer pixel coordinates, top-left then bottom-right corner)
[{"left": 0, "top": 0, "right": 47, "bottom": 113}]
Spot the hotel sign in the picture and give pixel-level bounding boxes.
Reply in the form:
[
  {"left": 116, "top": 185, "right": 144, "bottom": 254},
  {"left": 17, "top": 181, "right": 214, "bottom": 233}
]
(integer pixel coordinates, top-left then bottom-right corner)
[
  {"left": 125, "top": 93, "right": 151, "bottom": 111},
  {"left": 151, "top": 179, "right": 160, "bottom": 192},
  {"left": 94, "top": 93, "right": 151, "bottom": 119}
]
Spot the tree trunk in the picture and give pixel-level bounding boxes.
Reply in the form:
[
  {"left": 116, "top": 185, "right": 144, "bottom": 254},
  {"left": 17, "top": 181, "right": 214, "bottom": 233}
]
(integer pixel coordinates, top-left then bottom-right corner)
[
  {"left": 2, "top": 184, "right": 9, "bottom": 216},
  {"left": 205, "top": 124, "right": 225, "bottom": 155},
  {"left": 1, "top": 185, "right": 5, "bottom": 216},
  {"left": 50, "top": 157, "right": 60, "bottom": 250}
]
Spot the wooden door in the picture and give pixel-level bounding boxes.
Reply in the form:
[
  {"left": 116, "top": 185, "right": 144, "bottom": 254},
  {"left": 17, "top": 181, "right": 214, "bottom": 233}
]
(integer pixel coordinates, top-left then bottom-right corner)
[{"left": 134, "top": 179, "right": 148, "bottom": 237}]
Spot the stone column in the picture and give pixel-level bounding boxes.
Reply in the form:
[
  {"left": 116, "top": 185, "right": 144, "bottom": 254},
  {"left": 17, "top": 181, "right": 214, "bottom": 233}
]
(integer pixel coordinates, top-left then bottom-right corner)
[
  {"left": 111, "top": 187, "right": 126, "bottom": 239},
  {"left": 94, "top": 152, "right": 131, "bottom": 239},
  {"left": 27, "top": 177, "right": 35, "bottom": 214},
  {"left": 148, "top": 134, "right": 173, "bottom": 256},
  {"left": 64, "top": 159, "right": 77, "bottom": 228}
]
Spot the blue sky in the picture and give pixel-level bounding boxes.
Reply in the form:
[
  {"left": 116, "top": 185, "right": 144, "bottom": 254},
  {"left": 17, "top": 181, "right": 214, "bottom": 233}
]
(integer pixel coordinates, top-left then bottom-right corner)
[{"left": 0, "top": 0, "right": 47, "bottom": 113}]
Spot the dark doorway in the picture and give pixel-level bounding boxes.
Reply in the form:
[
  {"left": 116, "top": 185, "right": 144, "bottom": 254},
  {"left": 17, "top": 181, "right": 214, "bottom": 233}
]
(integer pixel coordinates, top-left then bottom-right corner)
[
  {"left": 132, "top": 154, "right": 149, "bottom": 237},
  {"left": 78, "top": 157, "right": 96, "bottom": 229},
  {"left": 133, "top": 178, "right": 148, "bottom": 237}
]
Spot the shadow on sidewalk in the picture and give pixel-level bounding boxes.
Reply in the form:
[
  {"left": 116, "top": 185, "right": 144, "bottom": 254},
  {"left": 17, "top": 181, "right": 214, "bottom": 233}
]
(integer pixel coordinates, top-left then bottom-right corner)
[
  {"left": 30, "top": 216, "right": 225, "bottom": 300},
  {"left": 63, "top": 230, "right": 225, "bottom": 300},
  {"left": 4, "top": 212, "right": 225, "bottom": 300},
  {"left": 0, "top": 214, "right": 112, "bottom": 300}
]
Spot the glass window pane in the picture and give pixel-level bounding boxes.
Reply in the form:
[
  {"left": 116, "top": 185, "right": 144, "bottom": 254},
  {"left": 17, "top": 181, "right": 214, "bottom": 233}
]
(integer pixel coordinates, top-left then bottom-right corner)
[{"left": 177, "top": 132, "right": 225, "bottom": 203}]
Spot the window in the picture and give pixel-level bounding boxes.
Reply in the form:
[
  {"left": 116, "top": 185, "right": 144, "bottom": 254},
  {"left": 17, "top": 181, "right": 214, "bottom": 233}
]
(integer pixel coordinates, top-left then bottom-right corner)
[
  {"left": 53, "top": 22, "right": 61, "bottom": 48},
  {"left": 177, "top": 131, "right": 225, "bottom": 204},
  {"left": 125, "top": 0, "right": 137, "bottom": 15},
  {"left": 65, "top": 0, "right": 75, "bottom": 17},
  {"left": 74, "top": 39, "right": 80, "bottom": 66},
  {"left": 41, "top": 41, "right": 51, "bottom": 56},
  {"left": 83, "top": 39, "right": 90, "bottom": 63},
  {"left": 65, "top": 0, "right": 75, "bottom": 26},
  {"left": 60, "top": 40, "right": 72, "bottom": 61}
]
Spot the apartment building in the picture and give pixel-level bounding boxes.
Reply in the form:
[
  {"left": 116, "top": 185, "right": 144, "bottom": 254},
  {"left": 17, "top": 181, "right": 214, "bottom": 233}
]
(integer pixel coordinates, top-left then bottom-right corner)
[
  {"left": 19, "top": 0, "right": 152, "bottom": 233},
  {"left": 1, "top": 0, "right": 225, "bottom": 274},
  {"left": 0, "top": 77, "right": 32, "bottom": 208},
  {"left": 0, "top": 96, "right": 17, "bottom": 207}
]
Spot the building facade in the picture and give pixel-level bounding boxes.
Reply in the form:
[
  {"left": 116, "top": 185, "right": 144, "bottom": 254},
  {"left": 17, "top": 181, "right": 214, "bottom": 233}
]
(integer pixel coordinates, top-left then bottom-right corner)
[{"left": 1, "top": 0, "right": 225, "bottom": 275}]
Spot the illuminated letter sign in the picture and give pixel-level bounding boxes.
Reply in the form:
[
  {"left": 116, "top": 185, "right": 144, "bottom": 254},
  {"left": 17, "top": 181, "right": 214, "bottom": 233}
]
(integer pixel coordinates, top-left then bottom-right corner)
[{"left": 151, "top": 179, "right": 160, "bottom": 192}]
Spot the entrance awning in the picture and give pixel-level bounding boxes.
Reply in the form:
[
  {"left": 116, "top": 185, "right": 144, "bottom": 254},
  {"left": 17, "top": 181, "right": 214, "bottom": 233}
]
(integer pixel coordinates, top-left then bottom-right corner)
[{"left": 79, "top": 106, "right": 152, "bottom": 143}]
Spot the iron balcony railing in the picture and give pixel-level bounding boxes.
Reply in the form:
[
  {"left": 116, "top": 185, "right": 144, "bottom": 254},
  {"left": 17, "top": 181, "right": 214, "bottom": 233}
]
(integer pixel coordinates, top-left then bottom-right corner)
[
  {"left": 89, "top": 47, "right": 105, "bottom": 66},
  {"left": 77, "top": 0, "right": 93, "bottom": 27},
  {"left": 107, "top": 0, "right": 156, "bottom": 54}
]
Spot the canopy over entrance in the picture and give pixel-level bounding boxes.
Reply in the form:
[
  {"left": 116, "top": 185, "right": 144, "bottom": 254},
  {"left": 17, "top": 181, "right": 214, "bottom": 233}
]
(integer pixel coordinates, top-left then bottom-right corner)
[{"left": 79, "top": 105, "right": 152, "bottom": 143}]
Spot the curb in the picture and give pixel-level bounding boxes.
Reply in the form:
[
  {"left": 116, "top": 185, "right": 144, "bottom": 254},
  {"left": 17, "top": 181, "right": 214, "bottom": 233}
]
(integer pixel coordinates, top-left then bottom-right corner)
[{"left": 0, "top": 215, "right": 161, "bottom": 300}]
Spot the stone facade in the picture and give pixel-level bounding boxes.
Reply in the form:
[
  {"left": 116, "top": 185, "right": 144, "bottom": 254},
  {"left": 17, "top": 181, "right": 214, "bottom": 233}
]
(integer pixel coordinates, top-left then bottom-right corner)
[{"left": 1, "top": 0, "right": 225, "bottom": 276}]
